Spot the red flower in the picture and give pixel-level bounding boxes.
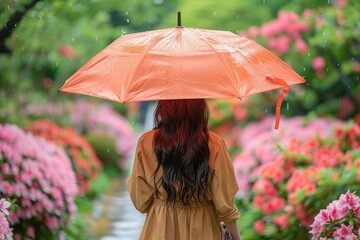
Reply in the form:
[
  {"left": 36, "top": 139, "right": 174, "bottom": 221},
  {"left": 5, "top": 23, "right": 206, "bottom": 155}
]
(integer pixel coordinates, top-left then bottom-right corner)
[
  {"left": 58, "top": 45, "right": 77, "bottom": 59},
  {"left": 254, "top": 220, "right": 265, "bottom": 234},
  {"left": 273, "top": 214, "right": 289, "bottom": 230}
]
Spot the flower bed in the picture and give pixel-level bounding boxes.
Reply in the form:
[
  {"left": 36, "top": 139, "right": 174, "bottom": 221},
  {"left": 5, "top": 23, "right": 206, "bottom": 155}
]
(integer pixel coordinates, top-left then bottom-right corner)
[
  {"left": 233, "top": 116, "right": 343, "bottom": 198},
  {"left": 237, "top": 122, "right": 360, "bottom": 239},
  {"left": 0, "top": 124, "right": 78, "bottom": 239},
  {"left": 72, "top": 99, "right": 135, "bottom": 168},
  {"left": 26, "top": 120, "right": 102, "bottom": 195},
  {"left": 21, "top": 99, "right": 136, "bottom": 169}
]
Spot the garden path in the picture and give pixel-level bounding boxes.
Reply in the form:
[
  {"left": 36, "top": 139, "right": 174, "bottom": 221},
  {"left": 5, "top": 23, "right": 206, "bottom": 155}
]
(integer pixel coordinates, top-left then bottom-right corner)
[
  {"left": 91, "top": 177, "right": 145, "bottom": 240},
  {"left": 91, "top": 103, "right": 156, "bottom": 240}
]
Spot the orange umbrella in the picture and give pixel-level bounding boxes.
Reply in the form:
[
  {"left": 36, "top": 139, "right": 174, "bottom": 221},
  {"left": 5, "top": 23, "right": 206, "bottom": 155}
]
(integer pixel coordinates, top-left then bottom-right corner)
[{"left": 60, "top": 12, "right": 305, "bottom": 129}]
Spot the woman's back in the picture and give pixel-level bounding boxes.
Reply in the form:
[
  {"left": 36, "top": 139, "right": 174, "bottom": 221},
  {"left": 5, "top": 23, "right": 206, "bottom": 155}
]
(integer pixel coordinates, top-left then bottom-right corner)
[{"left": 127, "top": 129, "right": 239, "bottom": 240}]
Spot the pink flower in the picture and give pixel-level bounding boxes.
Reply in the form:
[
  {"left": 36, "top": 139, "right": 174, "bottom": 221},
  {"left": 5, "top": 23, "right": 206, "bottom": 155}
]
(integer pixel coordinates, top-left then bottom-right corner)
[
  {"left": 337, "top": 191, "right": 360, "bottom": 211},
  {"left": 248, "top": 26, "right": 259, "bottom": 38},
  {"left": 254, "top": 220, "right": 265, "bottom": 234},
  {"left": 0, "top": 199, "right": 10, "bottom": 216},
  {"left": 27, "top": 227, "right": 35, "bottom": 238},
  {"left": 316, "top": 17, "right": 325, "bottom": 27},
  {"left": 303, "top": 9, "right": 313, "bottom": 19},
  {"left": 336, "top": 0, "right": 347, "bottom": 9},
  {"left": 234, "top": 108, "right": 248, "bottom": 121},
  {"left": 333, "top": 224, "right": 355, "bottom": 239},
  {"left": 295, "top": 39, "right": 308, "bottom": 54},
  {"left": 252, "top": 179, "right": 277, "bottom": 197},
  {"left": 273, "top": 214, "right": 288, "bottom": 230},
  {"left": 312, "top": 56, "right": 326, "bottom": 72},
  {"left": 0, "top": 199, "right": 12, "bottom": 239},
  {"left": 327, "top": 202, "right": 346, "bottom": 221},
  {"left": 58, "top": 45, "right": 77, "bottom": 59},
  {"left": 354, "top": 63, "right": 360, "bottom": 73},
  {"left": 43, "top": 77, "right": 53, "bottom": 89}
]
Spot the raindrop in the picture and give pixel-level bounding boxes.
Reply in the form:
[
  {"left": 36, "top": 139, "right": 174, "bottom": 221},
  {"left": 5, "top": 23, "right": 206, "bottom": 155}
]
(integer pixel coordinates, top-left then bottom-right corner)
[
  {"left": 263, "top": 0, "right": 266, "bottom": 4},
  {"left": 125, "top": 11, "right": 128, "bottom": 15},
  {"left": 56, "top": 62, "right": 58, "bottom": 67},
  {"left": 286, "top": 102, "right": 289, "bottom": 110},
  {"left": 126, "top": 18, "right": 130, "bottom": 23},
  {"left": 72, "top": 37, "right": 75, "bottom": 42},
  {"left": 264, "top": 108, "right": 268, "bottom": 114},
  {"left": 307, "top": 53, "right": 310, "bottom": 56},
  {"left": 107, "top": 148, "right": 109, "bottom": 153},
  {"left": 213, "top": 11, "right": 216, "bottom": 16},
  {"left": 154, "top": 0, "right": 163, "bottom": 4}
]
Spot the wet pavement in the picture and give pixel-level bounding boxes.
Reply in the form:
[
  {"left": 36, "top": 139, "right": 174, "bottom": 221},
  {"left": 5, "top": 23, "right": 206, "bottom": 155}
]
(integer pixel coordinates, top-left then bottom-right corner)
[{"left": 91, "top": 176, "right": 145, "bottom": 240}]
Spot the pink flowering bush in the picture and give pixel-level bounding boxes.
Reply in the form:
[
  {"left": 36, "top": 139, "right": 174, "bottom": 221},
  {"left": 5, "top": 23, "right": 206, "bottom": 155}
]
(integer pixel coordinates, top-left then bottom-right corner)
[
  {"left": 240, "top": 0, "right": 360, "bottom": 122},
  {"left": 233, "top": 116, "right": 343, "bottom": 197},
  {"left": 26, "top": 120, "right": 103, "bottom": 195},
  {"left": 21, "top": 99, "right": 136, "bottom": 169},
  {"left": 310, "top": 191, "right": 360, "bottom": 240},
  {"left": 72, "top": 99, "right": 136, "bottom": 168},
  {"left": 0, "top": 124, "right": 78, "bottom": 239},
  {"left": 0, "top": 198, "right": 12, "bottom": 240},
  {"left": 237, "top": 122, "right": 360, "bottom": 239}
]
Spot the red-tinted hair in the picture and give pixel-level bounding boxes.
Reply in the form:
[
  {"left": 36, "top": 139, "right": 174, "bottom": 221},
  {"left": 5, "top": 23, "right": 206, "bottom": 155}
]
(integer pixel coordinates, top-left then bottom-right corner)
[{"left": 152, "top": 99, "right": 214, "bottom": 206}]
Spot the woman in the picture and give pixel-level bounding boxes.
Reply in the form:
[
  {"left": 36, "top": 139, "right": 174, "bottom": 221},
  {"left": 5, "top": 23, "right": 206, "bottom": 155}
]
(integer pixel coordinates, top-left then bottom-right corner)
[{"left": 127, "top": 99, "right": 242, "bottom": 240}]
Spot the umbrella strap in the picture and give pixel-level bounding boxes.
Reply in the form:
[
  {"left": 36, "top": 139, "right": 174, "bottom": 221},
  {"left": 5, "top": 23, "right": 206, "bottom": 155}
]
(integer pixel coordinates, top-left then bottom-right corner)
[
  {"left": 275, "top": 87, "right": 289, "bottom": 129},
  {"left": 265, "top": 74, "right": 290, "bottom": 129}
]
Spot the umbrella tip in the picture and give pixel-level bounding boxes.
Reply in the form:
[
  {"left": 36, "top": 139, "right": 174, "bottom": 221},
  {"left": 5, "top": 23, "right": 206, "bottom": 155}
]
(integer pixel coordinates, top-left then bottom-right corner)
[{"left": 177, "top": 11, "right": 182, "bottom": 27}]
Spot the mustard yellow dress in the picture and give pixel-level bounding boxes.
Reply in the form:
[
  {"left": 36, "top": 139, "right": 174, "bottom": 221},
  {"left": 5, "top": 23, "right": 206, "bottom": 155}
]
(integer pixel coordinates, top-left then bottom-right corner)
[{"left": 126, "top": 130, "right": 240, "bottom": 240}]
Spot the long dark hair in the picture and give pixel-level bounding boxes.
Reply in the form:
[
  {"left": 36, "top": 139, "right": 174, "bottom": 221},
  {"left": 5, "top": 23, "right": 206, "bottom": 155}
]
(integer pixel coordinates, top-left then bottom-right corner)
[{"left": 152, "top": 99, "right": 214, "bottom": 206}]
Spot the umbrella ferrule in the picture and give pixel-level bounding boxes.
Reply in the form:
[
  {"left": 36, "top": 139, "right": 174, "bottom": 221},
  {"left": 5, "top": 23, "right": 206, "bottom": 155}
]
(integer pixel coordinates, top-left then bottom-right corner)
[{"left": 177, "top": 12, "right": 182, "bottom": 27}]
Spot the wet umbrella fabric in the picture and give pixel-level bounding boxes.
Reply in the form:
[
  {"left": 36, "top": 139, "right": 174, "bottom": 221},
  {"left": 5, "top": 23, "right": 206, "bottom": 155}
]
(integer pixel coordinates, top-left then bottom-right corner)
[{"left": 59, "top": 27, "right": 306, "bottom": 129}]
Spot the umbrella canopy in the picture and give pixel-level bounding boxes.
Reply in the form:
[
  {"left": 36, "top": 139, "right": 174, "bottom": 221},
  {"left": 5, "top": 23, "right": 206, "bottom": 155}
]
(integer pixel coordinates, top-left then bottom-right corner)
[{"left": 60, "top": 13, "right": 306, "bottom": 129}]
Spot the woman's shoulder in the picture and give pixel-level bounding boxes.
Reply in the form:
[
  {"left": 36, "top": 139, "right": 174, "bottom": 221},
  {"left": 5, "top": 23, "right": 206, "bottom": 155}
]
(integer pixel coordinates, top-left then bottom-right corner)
[
  {"left": 208, "top": 131, "right": 225, "bottom": 154},
  {"left": 209, "top": 131, "right": 224, "bottom": 144},
  {"left": 138, "top": 129, "right": 156, "bottom": 142}
]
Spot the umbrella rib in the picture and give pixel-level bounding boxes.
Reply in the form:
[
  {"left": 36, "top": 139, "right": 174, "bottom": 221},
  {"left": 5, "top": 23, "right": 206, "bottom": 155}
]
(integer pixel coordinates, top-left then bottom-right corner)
[
  {"left": 127, "top": 29, "right": 177, "bottom": 98},
  {"left": 184, "top": 29, "right": 241, "bottom": 99}
]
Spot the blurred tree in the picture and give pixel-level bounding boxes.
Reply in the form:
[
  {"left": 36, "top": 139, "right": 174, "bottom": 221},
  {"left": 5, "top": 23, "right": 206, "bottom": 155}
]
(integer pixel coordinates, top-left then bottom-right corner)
[
  {"left": 159, "top": 0, "right": 273, "bottom": 32},
  {"left": 0, "top": 0, "right": 178, "bottom": 122},
  {"left": 0, "top": 0, "right": 41, "bottom": 54}
]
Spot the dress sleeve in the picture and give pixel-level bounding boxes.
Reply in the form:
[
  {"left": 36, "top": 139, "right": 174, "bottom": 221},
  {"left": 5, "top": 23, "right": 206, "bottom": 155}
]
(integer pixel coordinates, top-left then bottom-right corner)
[
  {"left": 126, "top": 141, "right": 153, "bottom": 214},
  {"left": 211, "top": 139, "right": 240, "bottom": 223}
]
